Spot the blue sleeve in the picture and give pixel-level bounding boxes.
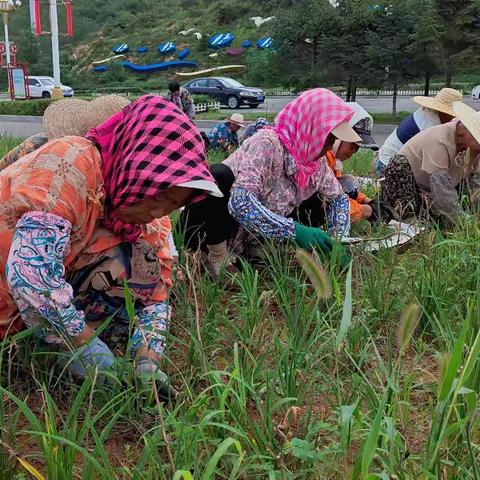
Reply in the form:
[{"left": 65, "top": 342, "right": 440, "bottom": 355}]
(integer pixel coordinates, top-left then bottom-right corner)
[
  {"left": 228, "top": 186, "right": 296, "bottom": 240},
  {"left": 326, "top": 193, "right": 351, "bottom": 238},
  {"left": 6, "top": 211, "right": 87, "bottom": 338}
]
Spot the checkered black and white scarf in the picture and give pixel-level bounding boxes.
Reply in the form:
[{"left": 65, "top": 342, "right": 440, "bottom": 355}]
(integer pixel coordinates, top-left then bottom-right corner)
[{"left": 86, "top": 95, "right": 214, "bottom": 241}]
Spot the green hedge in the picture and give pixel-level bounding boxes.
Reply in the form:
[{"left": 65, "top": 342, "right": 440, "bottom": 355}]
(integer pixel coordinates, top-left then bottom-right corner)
[
  {"left": 192, "top": 94, "right": 218, "bottom": 105},
  {"left": 0, "top": 99, "right": 53, "bottom": 116}
]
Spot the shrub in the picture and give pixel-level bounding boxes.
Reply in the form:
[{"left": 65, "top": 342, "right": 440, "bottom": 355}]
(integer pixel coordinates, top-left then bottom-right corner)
[
  {"left": 0, "top": 99, "right": 53, "bottom": 116},
  {"left": 192, "top": 94, "right": 218, "bottom": 105}
]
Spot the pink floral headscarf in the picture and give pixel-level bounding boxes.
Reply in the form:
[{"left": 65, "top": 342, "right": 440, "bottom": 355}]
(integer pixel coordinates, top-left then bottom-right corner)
[{"left": 274, "top": 88, "right": 354, "bottom": 189}]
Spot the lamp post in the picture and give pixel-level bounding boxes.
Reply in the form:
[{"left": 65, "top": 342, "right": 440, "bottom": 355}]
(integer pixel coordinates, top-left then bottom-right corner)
[
  {"left": 0, "top": 0, "right": 21, "bottom": 99},
  {"left": 0, "top": 1, "right": 22, "bottom": 67},
  {"left": 49, "top": 0, "right": 62, "bottom": 99}
]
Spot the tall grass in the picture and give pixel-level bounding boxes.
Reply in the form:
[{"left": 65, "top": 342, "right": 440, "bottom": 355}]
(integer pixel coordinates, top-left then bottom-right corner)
[{"left": 0, "top": 140, "right": 479, "bottom": 478}]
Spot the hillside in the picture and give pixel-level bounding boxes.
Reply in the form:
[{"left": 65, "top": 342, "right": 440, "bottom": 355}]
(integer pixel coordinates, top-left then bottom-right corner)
[{"left": 8, "top": 0, "right": 288, "bottom": 88}]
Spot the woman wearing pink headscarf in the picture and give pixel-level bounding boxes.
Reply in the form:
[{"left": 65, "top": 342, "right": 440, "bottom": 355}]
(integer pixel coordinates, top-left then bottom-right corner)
[
  {"left": 181, "top": 88, "right": 361, "bottom": 277},
  {"left": 1, "top": 95, "right": 221, "bottom": 399}
]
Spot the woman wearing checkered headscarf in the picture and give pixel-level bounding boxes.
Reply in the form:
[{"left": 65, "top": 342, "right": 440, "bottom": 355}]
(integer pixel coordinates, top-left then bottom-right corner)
[
  {"left": 0, "top": 95, "right": 221, "bottom": 399},
  {"left": 180, "top": 88, "right": 361, "bottom": 279}
]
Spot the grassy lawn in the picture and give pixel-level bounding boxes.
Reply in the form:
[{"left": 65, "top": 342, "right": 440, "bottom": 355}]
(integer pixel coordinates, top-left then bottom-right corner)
[{"left": 1, "top": 137, "right": 479, "bottom": 478}]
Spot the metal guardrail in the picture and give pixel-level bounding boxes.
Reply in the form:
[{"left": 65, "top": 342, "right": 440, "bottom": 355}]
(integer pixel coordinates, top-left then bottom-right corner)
[{"left": 264, "top": 88, "right": 465, "bottom": 97}]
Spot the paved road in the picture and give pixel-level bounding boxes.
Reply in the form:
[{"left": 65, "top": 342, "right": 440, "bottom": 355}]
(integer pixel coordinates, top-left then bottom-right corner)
[
  {"left": 0, "top": 115, "right": 42, "bottom": 137},
  {"left": 227, "top": 95, "right": 480, "bottom": 115},
  {"left": 0, "top": 115, "right": 395, "bottom": 147}
]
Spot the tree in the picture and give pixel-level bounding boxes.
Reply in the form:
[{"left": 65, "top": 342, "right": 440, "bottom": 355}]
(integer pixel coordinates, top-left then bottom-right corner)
[
  {"left": 273, "top": 0, "right": 337, "bottom": 88},
  {"left": 366, "top": 0, "right": 417, "bottom": 114},
  {"left": 407, "top": 0, "right": 442, "bottom": 96},
  {"left": 437, "top": 0, "right": 480, "bottom": 86},
  {"left": 322, "top": 0, "right": 378, "bottom": 101}
]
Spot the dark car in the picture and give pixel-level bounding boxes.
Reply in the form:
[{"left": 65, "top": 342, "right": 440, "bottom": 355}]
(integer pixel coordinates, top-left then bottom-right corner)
[{"left": 183, "top": 77, "right": 265, "bottom": 109}]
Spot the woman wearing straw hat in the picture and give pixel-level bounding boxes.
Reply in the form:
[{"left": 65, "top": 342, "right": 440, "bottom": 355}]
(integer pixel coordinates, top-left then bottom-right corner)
[
  {"left": 207, "top": 113, "right": 245, "bottom": 151},
  {"left": 375, "top": 88, "right": 463, "bottom": 176},
  {"left": 380, "top": 101, "right": 480, "bottom": 223},
  {"left": 180, "top": 89, "right": 360, "bottom": 279},
  {"left": 0, "top": 95, "right": 131, "bottom": 170},
  {"left": 0, "top": 95, "right": 222, "bottom": 398}
]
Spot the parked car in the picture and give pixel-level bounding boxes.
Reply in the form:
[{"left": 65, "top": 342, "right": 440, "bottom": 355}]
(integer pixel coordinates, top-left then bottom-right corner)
[
  {"left": 27, "top": 76, "right": 74, "bottom": 98},
  {"left": 472, "top": 85, "right": 480, "bottom": 100},
  {"left": 183, "top": 77, "right": 265, "bottom": 109}
]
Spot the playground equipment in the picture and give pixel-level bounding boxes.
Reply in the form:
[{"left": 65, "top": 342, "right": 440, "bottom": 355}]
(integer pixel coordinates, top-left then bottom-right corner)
[
  {"left": 112, "top": 43, "right": 129, "bottom": 54},
  {"left": 241, "top": 40, "right": 253, "bottom": 48},
  {"left": 137, "top": 46, "right": 149, "bottom": 53},
  {"left": 175, "top": 64, "right": 247, "bottom": 79},
  {"left": 208, "top": 33, "right": 234, "bottom": 49},
  {"left": 177, "top": 48, "right": 191, "bottom": 60},
  {"left": 157, "top": 41, "right": 176, "bottom": 54},
  {"left": 257, "top": 36, "right": 273, "bottom": 49}
]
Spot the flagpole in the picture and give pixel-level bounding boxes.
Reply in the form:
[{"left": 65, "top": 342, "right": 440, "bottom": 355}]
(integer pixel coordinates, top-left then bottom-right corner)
[{"left": 49, "top": 0, "right": 62, "bottom": 99}]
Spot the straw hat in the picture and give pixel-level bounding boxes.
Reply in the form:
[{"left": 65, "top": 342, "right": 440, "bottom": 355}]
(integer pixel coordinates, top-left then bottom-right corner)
[
  {"left": 43, "top": 94, "right": 131, "bottom": 140},
  {"left": 453, "top": 102, "right": 480, "bottom": 145},
  {"left": 413, "top": 88, "right": 463, "bottom": 117},
  {"left": 227, "top": 113, "right": 245, "bottom": 128}
]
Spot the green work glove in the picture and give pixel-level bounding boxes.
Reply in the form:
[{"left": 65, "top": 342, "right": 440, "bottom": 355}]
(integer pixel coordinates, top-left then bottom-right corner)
[
  {"left": 294, "top": 222, "right": 351, "bottom": 269},
  {"left": 294, "top": 222, "right": 334, "bottom": 253}
]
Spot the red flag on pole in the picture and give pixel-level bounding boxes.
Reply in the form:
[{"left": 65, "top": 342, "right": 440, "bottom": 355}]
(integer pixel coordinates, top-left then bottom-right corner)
[
  {"left": 34, "top": 0, "right": 42, "bottom": 35},
  {"left": 66, "top": 0, "right": 73, "bottom": 37}
]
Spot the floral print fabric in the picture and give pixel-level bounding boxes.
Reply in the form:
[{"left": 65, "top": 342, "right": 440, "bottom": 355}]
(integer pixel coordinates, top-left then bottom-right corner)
[
  {"left": 0, "top": 136, "right": 173, "bottom": 337},
  {"left": 224, "top": 129, "right": 350, "bottom": 238},
  {"left": 7, "top": 211, "right": 171, "bottom": 356}
]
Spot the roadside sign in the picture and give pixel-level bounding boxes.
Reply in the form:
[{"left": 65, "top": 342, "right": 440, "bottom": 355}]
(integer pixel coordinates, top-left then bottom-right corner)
[{"left": 7, "top": 63, "right": 29, "bottom": 100}]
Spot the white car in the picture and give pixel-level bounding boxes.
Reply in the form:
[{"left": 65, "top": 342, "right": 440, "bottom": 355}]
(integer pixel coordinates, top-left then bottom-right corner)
[
  {"left": 472, "top": 85, "right": 480, "bottom": 99},
  {"left": 27, "top": 76, "right": 74, "bottom": 98}
]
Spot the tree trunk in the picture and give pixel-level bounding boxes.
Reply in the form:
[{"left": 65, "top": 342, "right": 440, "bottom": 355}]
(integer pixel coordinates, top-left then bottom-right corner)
[
  {"left": 313, "top": 37, "right": 320, "bottom": 66},
  {"left": 392, "top": 83, "right": 398, "bottom": 117},
  {"left": 445, "top": 68, "right": 453, "bottom": 87},
  {"left": 346, "top": 75, "right": 353, "bottom": 102},
  {"left": 445, "top": 58, "right": 453, "bottom": 87},
  {"left": 351, "top": 76, "right": 357, "bottom": 102},
  {"left": 424, "top": 71, "right": 430, "bottom": 97}
]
